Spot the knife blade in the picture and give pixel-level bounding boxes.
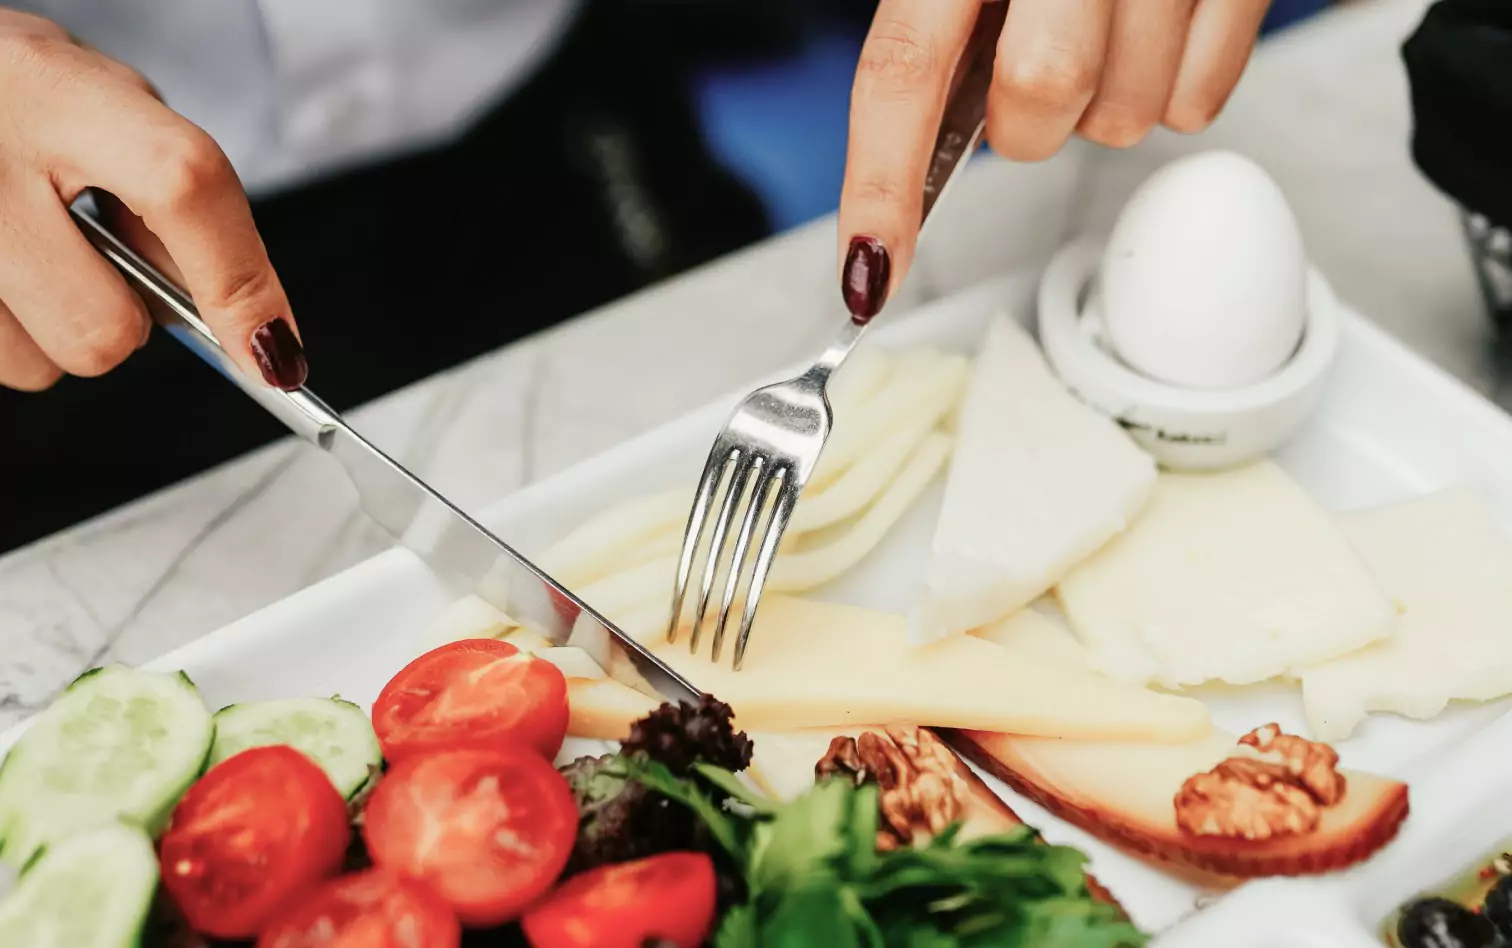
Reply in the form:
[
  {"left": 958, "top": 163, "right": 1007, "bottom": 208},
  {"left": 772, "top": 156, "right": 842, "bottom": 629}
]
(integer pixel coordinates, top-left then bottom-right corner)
[{"left": 71, "top": 204, "right": 702, "bottom": 706}]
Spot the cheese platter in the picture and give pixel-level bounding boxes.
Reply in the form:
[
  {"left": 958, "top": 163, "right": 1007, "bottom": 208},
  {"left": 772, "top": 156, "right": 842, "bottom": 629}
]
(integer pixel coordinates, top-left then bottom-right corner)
[{"left": 7, "top": 154, "right": 1512, "bottom": 946}]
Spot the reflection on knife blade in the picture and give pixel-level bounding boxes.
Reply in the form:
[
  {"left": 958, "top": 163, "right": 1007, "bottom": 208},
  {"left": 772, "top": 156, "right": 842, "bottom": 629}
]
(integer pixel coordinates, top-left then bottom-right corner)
[{"left": 70, "top": 205, "right": 703, "bottom": 706}]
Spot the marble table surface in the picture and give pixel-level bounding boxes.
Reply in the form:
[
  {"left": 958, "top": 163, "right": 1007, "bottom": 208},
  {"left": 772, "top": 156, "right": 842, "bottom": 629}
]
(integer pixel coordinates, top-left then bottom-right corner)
[{"left": 0, "top": 0, "right": 1498, "bottom": 731}]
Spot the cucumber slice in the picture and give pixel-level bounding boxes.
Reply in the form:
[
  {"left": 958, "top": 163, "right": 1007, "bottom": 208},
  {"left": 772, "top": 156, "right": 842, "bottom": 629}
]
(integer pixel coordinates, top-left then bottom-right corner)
[
  {"left": 0, "top": 821, "right": 159, "bottom": 948},
  {"left": 0, "top": 665, "right": 213, "bottom": 869},
  {"left": 210, "top": 696, "right": 381, "bottom": 799}
]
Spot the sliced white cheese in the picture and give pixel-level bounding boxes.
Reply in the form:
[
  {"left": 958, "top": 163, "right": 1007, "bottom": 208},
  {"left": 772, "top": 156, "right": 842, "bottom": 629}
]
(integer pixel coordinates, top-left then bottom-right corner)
[
  {"left": 582, "top": 431, "right": 954, "bottom": 638},
  {"left": 1057, "top": 460, "right": 1395, "bottom": 689},
  {"left": 417, "top": 595, "right": 513, "bottom": 654},
  {"left": 539, "top": 489, "right": 691, "bottom": 590},
  {"left": 501, "top": 627, "right": 555, "bottom": 653},
  {"left": 810, "top": 349, "right": 967, "bottom": 490},
  {"left": 909, "top": 315, "right": 1157, "bottom": 646},
  {"left": 1299, "top": 488, "right": 1512, "bottom": 741},
  {"left": 633, "top": 596, "right": 1210, "bottom": 741}
]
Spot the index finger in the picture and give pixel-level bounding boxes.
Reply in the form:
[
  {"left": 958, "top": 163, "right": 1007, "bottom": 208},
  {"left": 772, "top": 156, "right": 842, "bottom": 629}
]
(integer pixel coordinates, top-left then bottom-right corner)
[
  {"left": 838, "top": 0, "right": 980, "bottom": 321},
  {"left": 43, "top": 81, "right": 306, "bottom": 389}
]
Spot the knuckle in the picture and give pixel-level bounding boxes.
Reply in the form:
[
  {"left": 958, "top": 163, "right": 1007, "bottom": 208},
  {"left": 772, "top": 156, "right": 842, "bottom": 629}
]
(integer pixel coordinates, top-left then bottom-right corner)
[
  {"left": 112, "top": 61, "right": 155, "bottom": 95},
  {"left": 0, "top": 29, "right": 64, "bottom": 77},
  {"left": 140, "top": 126, "right": 235, "bottom": 212},
  {"left": 211, "top": 262, "right": 277, "bottom": 315},
  {"left": 856, "top": 19, "right": 942, "bottom": 93},
  {"left": 1165, "top": 93, "right": 1223, "bottom": 134},
  {"left": 1079, "top": 104, "right": 1158, "bottom": 149},
  {"left": 985, "top": 111, "right": 1068, "bottom": 163},
  {"left": 67, "top": 307, "right": 144, "bottom": 377},
  {"left": 3, "top": 359, "right": 63, "bottom": 392},
  {"left": 849, "top": 174, "right": 910, "bottom": 210},
  {"left": 986, "top": 128, "right": 1066, "bottom": 164},
  {"left": 997, "top": 55, "right": 1097, "bottom": 112}
]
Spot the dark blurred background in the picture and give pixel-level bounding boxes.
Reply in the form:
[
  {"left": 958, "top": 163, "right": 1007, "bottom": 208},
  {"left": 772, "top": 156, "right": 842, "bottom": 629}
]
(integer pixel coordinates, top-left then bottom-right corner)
[
  {"left": 653, "top": 0, "right": 1334, "bottom": 237},
  {"left": 0, "top": 0, "right": 1335, "bottom": 552}
]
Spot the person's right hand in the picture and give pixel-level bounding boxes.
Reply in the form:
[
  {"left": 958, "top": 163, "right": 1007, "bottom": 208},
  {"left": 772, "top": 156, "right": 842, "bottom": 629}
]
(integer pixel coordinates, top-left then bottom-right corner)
[{"left": 0, "top": 9, "right": 306, "bottom": 392}]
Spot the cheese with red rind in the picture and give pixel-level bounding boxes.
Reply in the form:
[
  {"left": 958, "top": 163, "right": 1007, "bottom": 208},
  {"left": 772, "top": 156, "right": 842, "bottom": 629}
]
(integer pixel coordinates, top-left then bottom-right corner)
[{"left": 946, "top": 728, "right": 1408, "bottom": 881}]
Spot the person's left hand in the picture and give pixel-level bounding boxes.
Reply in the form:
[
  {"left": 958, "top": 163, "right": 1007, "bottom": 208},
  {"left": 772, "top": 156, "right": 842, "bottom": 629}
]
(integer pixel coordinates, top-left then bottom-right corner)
[{"left": 836, "top": 0, "right": 1271, "bottom": 321}]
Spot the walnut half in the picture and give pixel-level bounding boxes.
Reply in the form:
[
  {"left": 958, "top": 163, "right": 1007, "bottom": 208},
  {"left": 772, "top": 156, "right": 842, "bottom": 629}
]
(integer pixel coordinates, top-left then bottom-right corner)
[
  {"left": 1239, "top": 723, "right": 1347, "bottom": 806},
  {"left": 816, "top": 726, "right": 969, "bottom": 850},
  {"left": 1175, "top": 724, "right": 1347, "bottom": 842}
]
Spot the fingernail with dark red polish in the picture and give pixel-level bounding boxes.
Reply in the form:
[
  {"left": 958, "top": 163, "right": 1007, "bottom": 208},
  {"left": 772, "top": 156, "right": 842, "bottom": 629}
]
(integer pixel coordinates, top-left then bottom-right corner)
[
  {"left": 842, "top": 236, "right": 891, "bottom": 324},
  {"left": 250, "top": 319, "right": 308, "bottom": 391}
]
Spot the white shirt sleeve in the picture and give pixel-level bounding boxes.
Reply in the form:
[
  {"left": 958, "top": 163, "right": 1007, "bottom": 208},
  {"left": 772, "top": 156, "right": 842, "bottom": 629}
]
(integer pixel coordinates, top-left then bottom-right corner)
[{"left": 15, "top": 0, "right": 580, "bottom": 195}]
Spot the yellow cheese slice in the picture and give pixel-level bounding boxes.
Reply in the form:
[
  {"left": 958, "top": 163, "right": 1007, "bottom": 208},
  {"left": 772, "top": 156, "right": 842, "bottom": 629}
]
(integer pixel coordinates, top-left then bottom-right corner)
[
  {"left": 746, "top": 728, "right": 851, "bottom": 801},
  {"left": 969, "top": 607, "right": 1089, "bottom": 670},
  {"left": 1056, "top": 460, "right": 1395, "bottom": 689},
  {"left": 635, "top": 596, "right": 1209, "bottom": 741},
  {"left": 565, "top": 677, "right": 660, "bottom": 741}
]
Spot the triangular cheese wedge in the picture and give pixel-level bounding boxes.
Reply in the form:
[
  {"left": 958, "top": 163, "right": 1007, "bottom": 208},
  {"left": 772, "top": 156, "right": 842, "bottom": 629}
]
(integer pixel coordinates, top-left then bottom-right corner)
[
  {"left": 909, "top": 315, "right": 1156, "bottom": 646},
  {"left": 637, "top": 596, "right": 1208, "bottom": 741}
]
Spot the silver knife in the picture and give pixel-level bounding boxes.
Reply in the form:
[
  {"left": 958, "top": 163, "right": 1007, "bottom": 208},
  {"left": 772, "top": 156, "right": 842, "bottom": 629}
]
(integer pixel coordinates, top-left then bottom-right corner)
[{"left": 71, "top": 205, "right": 702, "bottom": 705}]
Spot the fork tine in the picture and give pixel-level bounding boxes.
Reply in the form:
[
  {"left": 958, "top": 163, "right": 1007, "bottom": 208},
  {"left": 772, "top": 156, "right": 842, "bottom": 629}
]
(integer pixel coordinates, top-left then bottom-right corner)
[
  {"left": 731, "top": 468, "right": 799, "bottom": 671},
  {"left": 666, "top": 447, "right": 735, "bottom": 644},
  {"left": 688, "top": 453, "right": 755, "bottom": 655},
  {"left": 709, "top": 460, "right": 779, "bottom": 663}
]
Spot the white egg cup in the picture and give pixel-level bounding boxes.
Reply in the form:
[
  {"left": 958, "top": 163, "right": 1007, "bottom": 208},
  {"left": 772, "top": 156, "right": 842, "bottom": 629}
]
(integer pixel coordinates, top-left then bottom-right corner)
[{"left": 1036, "top": 236, "right": 1341, "bottom": 472}]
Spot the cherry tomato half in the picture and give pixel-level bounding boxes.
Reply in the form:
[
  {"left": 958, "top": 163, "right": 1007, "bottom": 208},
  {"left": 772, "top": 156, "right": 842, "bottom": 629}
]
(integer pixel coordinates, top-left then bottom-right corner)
[
  {"left": 361, "top": 745, "right": 577, "bottom": 928},
  {"left": 257, "top": 868, "right": 461, "bottom": 948},
  {"left": 521, "top": 852, "right": 718, "bottom": 948},
  {"left": 371, "top": 639, "right": 568, "bottom": 763},
  {"left": 160, "top": 745, "right": 351, "bottom": 939}
]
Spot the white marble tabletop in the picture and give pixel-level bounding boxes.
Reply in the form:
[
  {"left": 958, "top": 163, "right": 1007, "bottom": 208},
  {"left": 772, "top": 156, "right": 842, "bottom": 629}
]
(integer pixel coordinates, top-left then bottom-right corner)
[{"left": 0, "top": 0, "right": 1496, "bottom": 731}]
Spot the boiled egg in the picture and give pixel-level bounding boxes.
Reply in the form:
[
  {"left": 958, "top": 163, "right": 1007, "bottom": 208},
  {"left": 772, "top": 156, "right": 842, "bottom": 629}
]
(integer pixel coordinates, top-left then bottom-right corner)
[{"left": 1098, "top": 150, "right": 1308, "bottom": 390}]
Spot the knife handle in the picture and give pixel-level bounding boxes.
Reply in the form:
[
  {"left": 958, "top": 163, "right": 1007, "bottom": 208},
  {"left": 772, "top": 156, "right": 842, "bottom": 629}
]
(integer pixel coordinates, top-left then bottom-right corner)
[{"left": 70, "top": 205, "right": 342, "bottom": 446}]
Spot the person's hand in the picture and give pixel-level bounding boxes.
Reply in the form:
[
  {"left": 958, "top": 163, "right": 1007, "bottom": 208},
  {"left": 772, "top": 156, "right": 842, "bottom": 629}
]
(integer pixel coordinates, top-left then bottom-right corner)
[
  {"left": 0, "top": 10, "right": 305, "bottom": 392},
  {"left": 837, "top": 0, "right": 1271, "bottom": 319}
]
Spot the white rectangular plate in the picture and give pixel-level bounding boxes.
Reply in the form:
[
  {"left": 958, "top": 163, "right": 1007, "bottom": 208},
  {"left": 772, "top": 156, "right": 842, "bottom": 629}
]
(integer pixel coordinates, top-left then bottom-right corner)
[{"left": 9, "top": 269, "right": 1512, "bottom": 944}]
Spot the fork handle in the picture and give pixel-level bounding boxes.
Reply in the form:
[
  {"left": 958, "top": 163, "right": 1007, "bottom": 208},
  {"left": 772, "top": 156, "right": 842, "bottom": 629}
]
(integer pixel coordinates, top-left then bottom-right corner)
[{"left": 919, "top": 0, "right": 1010, "bottom": 228}]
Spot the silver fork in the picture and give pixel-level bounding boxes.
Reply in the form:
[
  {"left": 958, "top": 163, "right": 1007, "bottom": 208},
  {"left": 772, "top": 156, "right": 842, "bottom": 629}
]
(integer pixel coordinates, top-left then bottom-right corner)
[{"left": 665, "top": 1, "right": 1009, "bottom": 670}]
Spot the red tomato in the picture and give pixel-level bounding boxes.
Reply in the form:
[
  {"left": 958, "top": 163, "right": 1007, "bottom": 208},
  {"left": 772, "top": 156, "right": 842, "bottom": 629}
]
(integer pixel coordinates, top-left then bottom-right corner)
[
  {"left": 362, "top": 746, "right": 578, "bottom": 928},
  {"left": 371, "top": 639, "right": 568, "bottom": 763},
  {"left": 521, "top": 852, "right": 717, "bottom": 948},
  {"left": 257, "top": 868, "right": 461, "bottom": 948},
  {"left": 160, "top": 745, "right": 351, "bottom": 939}
]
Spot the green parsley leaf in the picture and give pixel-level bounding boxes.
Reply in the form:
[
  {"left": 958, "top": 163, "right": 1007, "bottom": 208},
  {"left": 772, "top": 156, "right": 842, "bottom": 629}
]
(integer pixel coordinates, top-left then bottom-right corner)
[
  {"left": 694, "top": 763, "right": 779, "bottom": 815},
  {"left": 713, "top": 904, "right": 762, "bottom": 948},
  {"left": 759, "top": 883, "right": 866, "bottom": 948},
  {"left": 606, "top": 758, "right": 1147, "bottom": 948},
  {"left": 618, "top": 757, "right": 751, "bottom": 863}
]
